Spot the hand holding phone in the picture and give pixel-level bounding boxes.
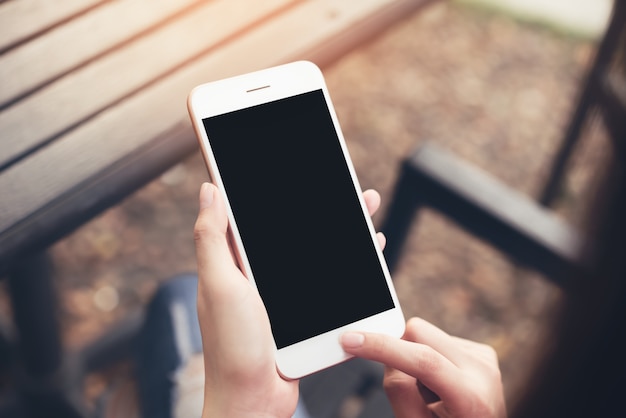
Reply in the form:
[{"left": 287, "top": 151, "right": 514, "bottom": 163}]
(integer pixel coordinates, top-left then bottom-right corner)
[
  {"left": 194, "top": 183, "right": 389, "bottom": 416},
  {"left": 188, "top": 61, "right": 405, "bottom": 379},
  {"left": 194, "top": 182, "right": 299, "bottom": 417}
]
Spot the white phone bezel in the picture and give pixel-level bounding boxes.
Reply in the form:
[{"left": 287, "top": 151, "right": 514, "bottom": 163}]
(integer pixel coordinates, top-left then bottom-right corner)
[{"left": 187, "top": 61, "right": 405, "bottom": 379}]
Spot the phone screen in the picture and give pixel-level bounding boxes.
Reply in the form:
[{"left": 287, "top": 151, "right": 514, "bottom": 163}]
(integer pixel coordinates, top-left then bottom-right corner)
[{"left": 202, "top": 89, "right": 395, "bottom": 349}]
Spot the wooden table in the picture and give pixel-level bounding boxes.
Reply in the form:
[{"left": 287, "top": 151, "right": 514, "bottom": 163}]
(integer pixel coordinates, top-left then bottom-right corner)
[{"left": 0, "top": 0, "right": 434, "bottom": 416}]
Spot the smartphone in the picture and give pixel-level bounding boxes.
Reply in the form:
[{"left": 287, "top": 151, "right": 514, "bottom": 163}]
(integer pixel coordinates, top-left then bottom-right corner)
[{"left": 187, "top": 61, "right": 405, "bottom": 379}]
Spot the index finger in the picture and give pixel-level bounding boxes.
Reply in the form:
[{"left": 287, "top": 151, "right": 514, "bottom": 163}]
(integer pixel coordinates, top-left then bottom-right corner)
[{"left": 340, "top": 332, "right": 465, "bottom": 406}]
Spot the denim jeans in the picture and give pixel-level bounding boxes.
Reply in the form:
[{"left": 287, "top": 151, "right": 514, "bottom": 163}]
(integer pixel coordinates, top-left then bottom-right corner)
[{"left": 135, "top": 274, "right": 310, "bottom": 418}]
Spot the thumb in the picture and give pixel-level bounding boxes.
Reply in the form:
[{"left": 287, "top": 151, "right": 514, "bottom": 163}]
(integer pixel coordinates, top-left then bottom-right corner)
[
  {"left": 194, "top": 183, "right": 234, "bottom": 284},
  {"left": 194, "top": 182, "right": 228, "bottom": 241}
]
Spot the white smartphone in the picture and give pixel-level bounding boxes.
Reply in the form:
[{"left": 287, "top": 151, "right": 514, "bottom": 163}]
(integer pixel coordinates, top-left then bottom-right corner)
[{"left": 187, "top": 61, "right": 405, "bottom": 379}]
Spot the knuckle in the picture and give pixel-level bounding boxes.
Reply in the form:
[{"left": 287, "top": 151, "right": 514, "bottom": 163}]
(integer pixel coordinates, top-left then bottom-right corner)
[
  {"left": 458, "top": 373, "right": 504, "bottom": 418},
  {"left": 411, "top": 344, "right": 443, "bottom": 375},
  {"left": 473, "top": 343, "right": 502, "bottom": 379},
  {"left": 475, "top": 341, "right": 497, "bottom": 358},
  {"left": 484, "top": 346, "right": 501, "bottom": 370},
  {"left": 193, "top": 222, "right": 208, "bottom": 243},
  {"left": 193, "top": 213, "right": 217, "bottom": 243},
  {"left": 383, "top": 373, "right": 412, "bottom": 397},
  {"left": 468, "top": 395, "right": 499, "bottom": 418}
]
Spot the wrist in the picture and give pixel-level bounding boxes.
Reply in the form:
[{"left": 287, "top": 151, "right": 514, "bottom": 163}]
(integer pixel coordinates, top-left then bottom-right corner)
[
  {"left": 202, "top": 403, "right": 282, "bottom": 418},
  {"left": 202, "top": 391, "right": 289, "bottom": 418}
]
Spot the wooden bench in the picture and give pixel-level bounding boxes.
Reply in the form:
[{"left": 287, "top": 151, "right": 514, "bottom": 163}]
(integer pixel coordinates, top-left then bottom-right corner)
[
  {"left": 0, "top": 0, "right": 436, "bottom": 416},
  {"left": 0, "top": 0, "right": 435, "bottom": 264}
]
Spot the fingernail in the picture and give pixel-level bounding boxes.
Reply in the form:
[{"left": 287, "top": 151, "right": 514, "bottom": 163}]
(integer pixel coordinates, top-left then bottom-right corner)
[
  {"left": 340, "top": 332, "right": 365, "bottom": 349},
  {"left": 199, "top": 183, "right": 214, "bottom": 209}
]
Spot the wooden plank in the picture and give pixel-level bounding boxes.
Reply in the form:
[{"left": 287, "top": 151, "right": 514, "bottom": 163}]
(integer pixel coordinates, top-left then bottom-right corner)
[
  {"left": 200, "top": 0, "right": 431, "bottom": 69},
  {"left": 0, "top": 0, "right": 104, "bottom": 52},
  {"left": 0, "top": 0, "right": 295, "bottom": 169},
  {"left": 0, "top": 0, "right": 201, "bottom": 107},
  {"left": 281, "top": 0, "right": 436, "bottom": 68},
  {"left": 0, "top": 0, "right": 429, "bottom": 240}
]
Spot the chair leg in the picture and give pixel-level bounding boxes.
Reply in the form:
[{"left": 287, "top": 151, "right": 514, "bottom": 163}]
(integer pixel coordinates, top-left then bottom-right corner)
[
  {"left": 539, "top": 0, "right": 626, "bottom": 207},
  {"left": 6, "top": 252, "right": 86, "bottom": 418},
  {"left": 381, "top": 164, "right": 424, "bottom": 274}
]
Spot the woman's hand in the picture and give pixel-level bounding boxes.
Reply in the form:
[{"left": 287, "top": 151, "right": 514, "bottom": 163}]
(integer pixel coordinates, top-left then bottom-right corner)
[
  {"left": 194, "top": 182, "right": 296, "bottom": 417},
  {"left": 194, "top": 182, "right": 385, "bottom": 417},
  {"left": 341, "top": 317, "right": 506, "bottom": 418}
]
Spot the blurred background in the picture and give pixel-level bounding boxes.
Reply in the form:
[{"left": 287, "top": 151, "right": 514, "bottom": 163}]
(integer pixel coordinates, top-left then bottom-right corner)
[{"left": 8, "top": 0, "right": 610, "bottom": 411}]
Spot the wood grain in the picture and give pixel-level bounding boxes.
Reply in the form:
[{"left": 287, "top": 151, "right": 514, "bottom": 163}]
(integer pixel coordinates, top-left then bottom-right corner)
[
  {"left": 0, "top": 0, "right": 432, "bottom": 259},
  {"left": 0, "top": 0, "right": 103, "bottom": 52}
]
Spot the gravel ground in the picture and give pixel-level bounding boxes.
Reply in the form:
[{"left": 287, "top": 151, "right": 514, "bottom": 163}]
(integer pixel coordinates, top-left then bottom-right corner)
[{"left": 42, "top": 0, "right": 608, "bottom": 410}]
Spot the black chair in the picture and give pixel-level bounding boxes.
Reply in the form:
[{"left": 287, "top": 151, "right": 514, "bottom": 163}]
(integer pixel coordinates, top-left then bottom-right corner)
[{"left": 381, "top": 0, "right": 626, "bottom": 287}]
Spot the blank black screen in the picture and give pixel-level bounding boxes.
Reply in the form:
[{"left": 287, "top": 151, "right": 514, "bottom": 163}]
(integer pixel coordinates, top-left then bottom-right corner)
[{"left": 202, "top": 89, "right": 394, "bottom": 348}]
